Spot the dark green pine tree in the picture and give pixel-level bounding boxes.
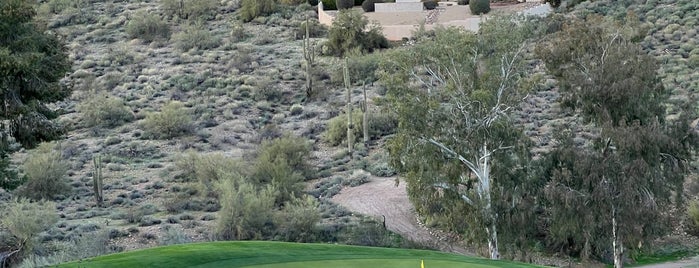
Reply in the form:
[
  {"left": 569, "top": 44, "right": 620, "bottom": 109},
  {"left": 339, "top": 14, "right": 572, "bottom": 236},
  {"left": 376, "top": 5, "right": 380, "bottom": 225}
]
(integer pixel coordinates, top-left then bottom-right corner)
[
  {"left": 0, "top": 0, "right": 72, "bottom": 190},
  {"left": 536, "top": 16, "right": 699, "bottom": 268}
]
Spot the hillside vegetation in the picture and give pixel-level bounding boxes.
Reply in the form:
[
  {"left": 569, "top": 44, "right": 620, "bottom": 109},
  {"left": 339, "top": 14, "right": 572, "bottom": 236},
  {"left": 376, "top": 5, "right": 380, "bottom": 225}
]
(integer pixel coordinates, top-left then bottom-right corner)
[{"left": 0, "top": 0, "right": 697, "bottom": 267}]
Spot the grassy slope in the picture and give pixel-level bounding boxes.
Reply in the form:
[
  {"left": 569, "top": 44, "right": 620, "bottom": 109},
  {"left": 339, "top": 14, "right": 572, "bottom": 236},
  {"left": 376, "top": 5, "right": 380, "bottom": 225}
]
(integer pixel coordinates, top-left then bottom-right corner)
[{"left": 56, "top": 241, "right": 543, "bottom": 268}]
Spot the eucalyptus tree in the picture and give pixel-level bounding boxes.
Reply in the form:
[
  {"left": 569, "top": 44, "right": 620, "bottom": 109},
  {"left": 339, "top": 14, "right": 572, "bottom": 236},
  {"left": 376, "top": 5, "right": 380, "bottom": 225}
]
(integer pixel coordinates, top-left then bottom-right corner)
[
  {"left": 380, "top": 17, "right": 537, "bottom": 259},
  {"left": 536, "top": 16, "right": 698, "bottom": 267}
]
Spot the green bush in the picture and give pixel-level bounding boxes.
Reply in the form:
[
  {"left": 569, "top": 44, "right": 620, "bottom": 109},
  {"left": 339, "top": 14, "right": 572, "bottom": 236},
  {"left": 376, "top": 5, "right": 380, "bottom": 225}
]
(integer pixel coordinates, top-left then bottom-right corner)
[
  {"left": 331, "top": 54, "right": 380, "bottom": 85},
  {"left": 336, "top": 0, "right": 354, "bottom": 9},
  {"left": 324, "top": 110, "right": 364, "bottom": 146},
  {"left": 239, "top": 0, "right": 277, "bottom": 22},
  {"left": 0, "top": 198, "right": 57, "bottom": 266},
  {"left": 423, "top": 0, "right": 438, "bottom": 10},
  {"left": 159, "top": 226, "right": 191, "bottom": 245},
  {"left": 215, "top": 180, "right": 276, "bottom": 240},
  {"left": 279, "top": 0, "right": 306, "bottom": 4},
  {"left": 688, "top": 200, "right": 699, "bottom": 228},
  {"left": 323, "top": 111, "right": 397, "bottom": 146},
  {"left": 125, "top": 12, "right": 170, "bottom": 43},
  {"left": 16, "top": 143, "right": 69, "bottom": 200},
  {"left": 173, "top": 23, "right": 221, "bottom": 51},
  {"left": 253, "top": 136, "right": 311, "bottom": 204},
  {"left": 320, "top": 0, "right": 337, "bottom": 10},
  {"left": 175, "top": 151, "right": 247, "bottom": 196},
  {"left": 325, "top": 9, "right": 389, "bottom": 57},
  {"left": 469, "top": 0, "right": 490, "bottom": 15},
  {"left": 160, "top": 0, "right": 219, "bottom": 20},
  {"left": 308, "top": 0, "right": 320, "bottom": 6},
  {"left": 295, "top": 19, "right": 326, "bottom": 40},
  {"left": 141, "top": 101, "right": 194, "bottom": 139},
  {"left": 276, "top": 195, "right": 320, "bottom": 242},
  {"left": 77, "top": 92, "right": 133, "bottom": 128}
]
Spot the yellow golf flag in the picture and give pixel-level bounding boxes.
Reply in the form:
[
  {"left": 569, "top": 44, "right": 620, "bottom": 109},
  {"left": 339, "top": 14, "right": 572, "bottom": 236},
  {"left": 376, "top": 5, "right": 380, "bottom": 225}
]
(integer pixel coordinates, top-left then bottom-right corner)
[{"left": 421, "top": 259, "right": 424, "bottom": 268}]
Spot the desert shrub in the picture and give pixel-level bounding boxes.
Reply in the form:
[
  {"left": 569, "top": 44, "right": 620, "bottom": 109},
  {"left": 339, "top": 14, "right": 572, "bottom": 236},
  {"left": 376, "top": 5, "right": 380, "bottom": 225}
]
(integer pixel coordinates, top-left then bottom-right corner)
[
  {"left": 325, "top": 9, "right": 389, "bottom": 57},
  {"left": 252, "top": 136, "right": 311, "bottom": 204},
  {"left": 125, "top": 12, "right": 170, "bottom": 43},
  {"left": 230, "top": 21, "right": 248, "bottom": 42},
  {"left": 295, "top": 19, "right": 326, "bottom": 39},
  {"left": 361, "top": 0, "right": 381, "bottom": 12},
  {"left": 469, "top": 0, "right": 490, "bottom": 15},
  {"left": 252, "top": 83, "right": 281, "bottom": 102},
  {"left": 159, "top": 226, "right": 191, "bottom": 245},
  {"left": 254, "top": 136, "right": 311, "bottom": 177},
  {"left": 688, "top": 200, "right": 699, "bottom": 229},
  {"left": 77, "top": 92, "right": 133, "bottom": 128},
  {"left": 279, "top": 0, "right": 306, "bottom": 4},
  {"left": 331, "top": 53, "right": 380, "bottom": 85},
  {"left": 289, "top": 104, "right": 304, "bottom": 116},
  {"left": 422, "top": 0, "right": 438, "bottom": 10},
  {"left": 0, "top": 198, "right": 58, "bottom": 266},
  {"left": 173, "top": 23, "right": 221, "bottom": 51},
  {"left": 276, "top": 195, "right": 320, "bottom": 242},
  {"left": 175, "top": 151, "right": 247, "bottom": 196},
  {"left": 161, "top": 0, "right": 218, "bottom": 20},
  {"left": 324, "top": 111, "right": 396, "bottom": 146},
  {"left": 340, "top": 221, "right": 400, "bottom": 247},
  {"left": 141, "top": 101, "right": 194, "bottom": 139},
  {"left": 215, "top": 180, "right": 276, "bottom": 240},
  {"left": 139, "top": 216, "right": 162, "bottom": 227},
  {"left": 42, "top": 0, "right": 73, "bottom": 14},
  {"left": 336, "top": 0, "right": 354, "bottom": 9},
  {"left": 368, "top": 112, "right": 398, "bottom": 137},
  {"left": 239, "top": 0, "right": 277, "bottom": 22},
  {"left": 16, "top": 143, "right": 69, "bottom": 200},
  {"left": 324, "top": 110, "right": 364, "bottom": 146}
]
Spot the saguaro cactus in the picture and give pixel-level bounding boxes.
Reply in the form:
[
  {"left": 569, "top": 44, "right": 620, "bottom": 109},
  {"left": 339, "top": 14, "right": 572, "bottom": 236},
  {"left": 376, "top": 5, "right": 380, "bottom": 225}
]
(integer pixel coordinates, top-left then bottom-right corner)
[
  {"left": 93, "top": 154, "right": 104, "bottom": 206},
  {"left": 362, "top": 82, "right": 369, "bottom": 144},
  {"left": 344, "top": 58, "right": 353, "bottom": 155},
  {"left": 303, "top": 17, "right": 316, "bottom": 98}
]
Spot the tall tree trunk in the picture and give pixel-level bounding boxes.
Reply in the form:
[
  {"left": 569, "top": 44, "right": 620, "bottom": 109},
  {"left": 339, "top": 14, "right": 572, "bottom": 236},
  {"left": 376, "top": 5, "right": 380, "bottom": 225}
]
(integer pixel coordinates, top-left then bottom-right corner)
[
  {"left": 481, "top": 143, "right": 499, "bottom": 260},
  {"left": 613, "top": 205, "right": 624, "bottom": 268}
]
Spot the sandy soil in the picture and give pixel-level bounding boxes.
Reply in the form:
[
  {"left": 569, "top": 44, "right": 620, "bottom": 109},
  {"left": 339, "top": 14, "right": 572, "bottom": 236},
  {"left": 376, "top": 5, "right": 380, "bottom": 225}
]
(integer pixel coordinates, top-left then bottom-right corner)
[
  {"left": 332, "top": 175, "right": 471, "bottom": 255},
  {"left": 638, "top": 258, "right": 699, "bottom": 268}
]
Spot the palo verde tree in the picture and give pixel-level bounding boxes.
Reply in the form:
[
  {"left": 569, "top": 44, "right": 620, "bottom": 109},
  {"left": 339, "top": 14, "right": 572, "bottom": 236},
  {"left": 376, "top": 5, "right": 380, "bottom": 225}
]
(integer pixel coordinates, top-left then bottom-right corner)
[
  {"left": 536, "top": 16, "right": 699, "bottom": 268},
  {"left": 0, "top": 0, "right": 71, "bottom": 190},
  {"left": 380, "top": 17, "right": 537, "bottom": 260}
]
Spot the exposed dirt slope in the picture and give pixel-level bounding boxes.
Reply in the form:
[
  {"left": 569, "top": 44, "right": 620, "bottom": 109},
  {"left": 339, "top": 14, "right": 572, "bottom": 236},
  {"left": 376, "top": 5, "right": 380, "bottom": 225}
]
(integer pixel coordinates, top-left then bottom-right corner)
[{"left": 332, "top": 176, "right": 471, "bottom": 255}]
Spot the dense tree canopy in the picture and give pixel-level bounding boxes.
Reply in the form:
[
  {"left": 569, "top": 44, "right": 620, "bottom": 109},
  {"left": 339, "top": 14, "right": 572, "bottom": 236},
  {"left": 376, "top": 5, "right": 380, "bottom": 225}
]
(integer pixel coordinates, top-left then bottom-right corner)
[
  {"left": 380, "top": 17, "right": 538, "bottom": 259},
  {"left": 0, "top": 0, "right": 71, "bottom": 190},
  {"left": 536, "top": 16, "right": 699, "bottom": 267}
]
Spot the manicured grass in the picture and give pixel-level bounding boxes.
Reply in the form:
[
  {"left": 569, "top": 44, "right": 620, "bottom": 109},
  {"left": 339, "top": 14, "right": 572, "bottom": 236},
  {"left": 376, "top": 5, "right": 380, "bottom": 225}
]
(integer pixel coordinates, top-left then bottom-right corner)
[{"left": 57, "top": 241, "right": 545, "bottom": 268}]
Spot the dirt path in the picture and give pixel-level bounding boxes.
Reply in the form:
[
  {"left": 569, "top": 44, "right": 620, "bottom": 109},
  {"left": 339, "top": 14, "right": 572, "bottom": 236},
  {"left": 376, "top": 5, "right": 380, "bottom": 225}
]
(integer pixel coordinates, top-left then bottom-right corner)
[
  {"left": 638, "top": 258, "right": 699, "bottom": 268},
  {"left": 332, "top": 176, "right": 471, "bottom": 255}
]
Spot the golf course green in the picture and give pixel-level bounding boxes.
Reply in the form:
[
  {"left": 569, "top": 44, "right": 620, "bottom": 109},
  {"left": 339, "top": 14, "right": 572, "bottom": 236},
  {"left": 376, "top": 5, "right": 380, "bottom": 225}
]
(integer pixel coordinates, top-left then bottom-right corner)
[{"left": 56, "top": 241, "right": 545, "bottom": 267}]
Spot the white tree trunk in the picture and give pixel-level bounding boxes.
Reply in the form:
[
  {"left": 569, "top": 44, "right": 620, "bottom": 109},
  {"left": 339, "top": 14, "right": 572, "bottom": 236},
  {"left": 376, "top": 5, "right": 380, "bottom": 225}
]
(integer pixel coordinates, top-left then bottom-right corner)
[
  {"left": 612, "top": 205, "right": 624, "bottom": 268},
  {"left": 480, "top": 143, "right": 499, "bottom": 260}
]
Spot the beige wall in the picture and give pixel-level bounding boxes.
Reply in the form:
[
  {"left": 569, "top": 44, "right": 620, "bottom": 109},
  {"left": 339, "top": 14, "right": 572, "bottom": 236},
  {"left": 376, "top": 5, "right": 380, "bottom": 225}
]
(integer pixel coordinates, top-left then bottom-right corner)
[{"left": 318, "top": 2, "right": 335, "bottom": 27}]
